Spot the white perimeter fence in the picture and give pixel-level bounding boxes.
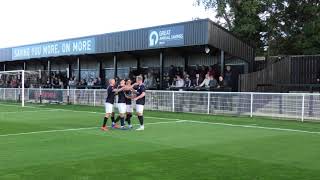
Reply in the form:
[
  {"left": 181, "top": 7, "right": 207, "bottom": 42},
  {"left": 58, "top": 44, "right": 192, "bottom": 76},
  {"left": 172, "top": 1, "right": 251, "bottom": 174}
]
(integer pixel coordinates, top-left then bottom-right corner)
[{"left": 1, "top": 88, "right": 320, "bottom": 122}]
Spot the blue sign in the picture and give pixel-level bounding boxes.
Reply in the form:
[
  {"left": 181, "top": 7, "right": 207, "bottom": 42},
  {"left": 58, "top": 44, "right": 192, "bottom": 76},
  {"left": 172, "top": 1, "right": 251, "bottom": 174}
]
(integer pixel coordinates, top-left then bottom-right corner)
[
  {"left": 12, "top": 37, "right": 96, "bottom": 60},
  {"left": 148, "top": 25, "right": 184, "bottom": 47}
]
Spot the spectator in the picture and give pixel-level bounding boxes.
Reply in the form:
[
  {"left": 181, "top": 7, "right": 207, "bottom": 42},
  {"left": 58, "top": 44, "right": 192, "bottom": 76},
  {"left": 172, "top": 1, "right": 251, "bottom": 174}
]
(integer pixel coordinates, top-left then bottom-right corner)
[
  {"left": 209, "top": 75, "right": 218, "bottom": 88},
  {"left": 79, "top": 79, "right": 87, "bottom": 87},
  {"left": 97, "top": 77, "right": 102, "bottom": 85},
  {"left": 53, "top": 77, "right": 59, "bottom": 88},
  {"left": 183, "top": 71, "right": 188, "bottom": 78},
  {"left": 169, "top": 65, "right": 177, "bottom": 81},
  {"left": 217, "top": 76, "right": 227, "bottom": 89},
  {"left": 68, "top": 77, "right": 76, "bottom": 89},
  {"left": 58, "top": 78, "right": 64, "bottom": 89},
  {"left": 199, "top": 73, "right": 211, "bottom": 88},
  {"left": 143, "top": 74, "right": 151, "bottom": 89},
  {"left": 163, "top": 76, "right": 170, "bottom": 89},
  {"left": 184, "top": 75, "right": 191, "bottom": 88},
  {"left": 224, "top": 66, "right": 233, "bottom": 87},
  {"left": 10, "top": 78, "right": 18, "bottom": 88},
  {"left": 192, "top": 73, "right": 202, "bottom": 87},
  {"left": 45, "top": 78, "right": 51, "bottom": 88},
  {"left": 200, "top": 65, "right": 207, "bottom": 79},
  {"left": 147, "top": 72, "right": 155, "bottom": 88},
  {"left": 171, "top": 77, "right": 177, "bottom": 87},
  {"left": 208, "top": 66, "right": 215, "bottom": 77},
  {"left": 88, "top": 78, "right": 94, "bottom": 87},
  {"left": 0, "top": 79, "right": 4, "bottom": 87},
  {"left": 174, "top": 75, "right": 184, "bottom": 88}
]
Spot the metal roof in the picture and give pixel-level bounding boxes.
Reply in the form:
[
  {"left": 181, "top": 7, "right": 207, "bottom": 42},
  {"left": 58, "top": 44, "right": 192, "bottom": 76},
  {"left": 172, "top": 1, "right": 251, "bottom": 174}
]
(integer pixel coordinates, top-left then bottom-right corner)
[{"left": 0, "top": 19, "right": 254, "bottom": 62}]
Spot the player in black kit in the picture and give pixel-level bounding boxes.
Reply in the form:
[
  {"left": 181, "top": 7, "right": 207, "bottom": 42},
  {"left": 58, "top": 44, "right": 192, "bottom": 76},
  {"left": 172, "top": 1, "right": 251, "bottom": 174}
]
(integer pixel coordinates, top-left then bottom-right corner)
[
  {"left": 131, "top": 76, "right": 146, "bottom": 131},
  {"left": 124, "top": 79, "right": 133, "bottom": 128},
  {"left": 116, "top": 79, "right": 127, "bottom": 129},
  {"left": 101, "top": 79, "right": 124, "bottom": 131}
]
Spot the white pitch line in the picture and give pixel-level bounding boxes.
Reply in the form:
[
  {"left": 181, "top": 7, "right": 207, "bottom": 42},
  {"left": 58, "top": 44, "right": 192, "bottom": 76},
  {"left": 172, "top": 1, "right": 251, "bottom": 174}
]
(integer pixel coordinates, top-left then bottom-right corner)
[
  {"left": 180, "top": 120, "right": 320, "bottom": 135},
  {"left": 0, "top": 121, "right": 184, "bottom": 138},
  {"left": 0, "top": 127, "right": 98, "bottom": 137},
  {"left": 0, "top": 109, "right": 61, "bottom": 114},
  {"left": 2, "top": 106, "right": 320, "bottom": 135},
  {"left": 0, "top": 104, "right": 39, "bottom": 108}
]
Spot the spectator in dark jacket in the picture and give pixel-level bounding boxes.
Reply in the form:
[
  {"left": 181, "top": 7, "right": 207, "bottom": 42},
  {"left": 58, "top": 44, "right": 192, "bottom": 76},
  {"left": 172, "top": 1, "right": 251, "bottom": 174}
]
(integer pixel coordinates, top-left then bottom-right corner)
[
  {"left": 184, "top": 75, "right": 191, "bottom": 88},
  {"left": 209, "top": 75, "right": 218, "bottom": 88},
  {"left": 224, "top": 66, "right": 233, "bottom": 87},
  {"left": 192, "top": 73, "right": 202, "bottom": 87},
  {"left": 217, "top": 76, "right": 227, "bottom": 89}
]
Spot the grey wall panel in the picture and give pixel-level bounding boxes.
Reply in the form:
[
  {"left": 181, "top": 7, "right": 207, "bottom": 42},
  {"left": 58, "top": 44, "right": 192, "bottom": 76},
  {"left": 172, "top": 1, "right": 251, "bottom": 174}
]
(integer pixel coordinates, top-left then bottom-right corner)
[
  {"left": 164, "top": 55, "right": 184, "bottom": 67},
  {"left": 140, "top": 55, "right": 159, "bottom": 67},
  {"left": 80, "top": 59, "right": 98, "bottom": 70},
  {"left": 208, "top": 21, "right": 254, "bottom": 63},
  {"left": 95, "top": 19, "right": 209, "bottom": 54},
  {"left": 188, "top": 54, "right": 218, "bottom": 66},
  {"left": 290, "top": 55, "right": 320, "bottom": 84},
  {"left": 0, "top": 48, "right": 11, "bottom": 61},
  {"left": 25, "top": 61, "right": 44, "bottom": 71},
  {"left": 117, "top": 57, "right": 137, "bottom": 68},
  {"left": 101, "top": 57, "right": 114, "bottom": 68},
  {"left": 6, "top": 62, "right": 23, "bottom": 70},
  {"left": 51, "top": 61, "right": 65, "bottom": 71}
]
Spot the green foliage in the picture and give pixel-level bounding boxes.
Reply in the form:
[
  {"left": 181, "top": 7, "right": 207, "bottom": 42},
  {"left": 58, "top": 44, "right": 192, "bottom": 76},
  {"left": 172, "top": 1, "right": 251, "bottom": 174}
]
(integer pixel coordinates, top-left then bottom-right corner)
[{"left": 196, "top": 0, "right": 320, "bottom": 55}]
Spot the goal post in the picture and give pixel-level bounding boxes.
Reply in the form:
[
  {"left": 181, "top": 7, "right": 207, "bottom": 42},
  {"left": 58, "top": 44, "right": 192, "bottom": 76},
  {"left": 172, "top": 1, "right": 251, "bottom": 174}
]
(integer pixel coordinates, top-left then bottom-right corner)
[{"left": 0, "top": 70, "right": 41, "bottom": 107}]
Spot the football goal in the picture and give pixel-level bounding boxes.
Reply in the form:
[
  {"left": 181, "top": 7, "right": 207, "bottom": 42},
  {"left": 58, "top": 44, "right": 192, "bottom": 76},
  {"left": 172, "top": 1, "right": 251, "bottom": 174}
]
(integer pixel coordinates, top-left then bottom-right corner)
[{"left": 0, "top": 70, "right": 41, "bottom": 107}]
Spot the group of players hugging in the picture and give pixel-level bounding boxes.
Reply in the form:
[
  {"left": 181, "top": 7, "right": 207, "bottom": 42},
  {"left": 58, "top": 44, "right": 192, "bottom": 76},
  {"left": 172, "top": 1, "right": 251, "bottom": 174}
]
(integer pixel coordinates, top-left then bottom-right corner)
[{"left": 101, "top": 76, "right": 146, "bottom": 131}]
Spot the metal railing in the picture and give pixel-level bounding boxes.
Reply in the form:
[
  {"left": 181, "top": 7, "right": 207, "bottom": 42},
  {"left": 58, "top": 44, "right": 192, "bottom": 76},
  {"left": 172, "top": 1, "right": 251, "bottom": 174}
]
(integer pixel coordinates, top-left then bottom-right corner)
[{"left": 0, "top": 88, "right": 319, "bottom": 122}]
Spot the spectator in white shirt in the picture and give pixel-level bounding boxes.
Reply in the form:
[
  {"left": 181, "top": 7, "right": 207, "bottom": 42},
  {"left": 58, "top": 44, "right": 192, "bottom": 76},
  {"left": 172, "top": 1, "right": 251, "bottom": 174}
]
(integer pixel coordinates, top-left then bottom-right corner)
[
  {"left": 199, "top": 73, "right": 210, "bottom": 87},
  {"left": 174, "top": 75, "right": 185, "bottom": 88}
]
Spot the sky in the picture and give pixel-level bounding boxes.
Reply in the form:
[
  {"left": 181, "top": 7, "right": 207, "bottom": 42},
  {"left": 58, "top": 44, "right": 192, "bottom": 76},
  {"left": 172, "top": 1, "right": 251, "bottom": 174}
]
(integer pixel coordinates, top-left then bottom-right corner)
[{"left": 0, "top": 0, "right": 216, "bottom": 48}]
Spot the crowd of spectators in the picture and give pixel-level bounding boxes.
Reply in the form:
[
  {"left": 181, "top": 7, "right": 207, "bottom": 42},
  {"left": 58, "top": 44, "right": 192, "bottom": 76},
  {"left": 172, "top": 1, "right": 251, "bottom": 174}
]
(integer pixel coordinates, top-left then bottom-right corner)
[
  {"left": 162, "top": 64, "right": 235, "bottom": 91},
  {"left": 0, "top": 77, "right": 21, "bottom": 88},
  {"left": 68, "top": 76, "right": 102, "bottom": 89},
  {"left": 0, "top": 64, "right": 236, "bottom": 92}
]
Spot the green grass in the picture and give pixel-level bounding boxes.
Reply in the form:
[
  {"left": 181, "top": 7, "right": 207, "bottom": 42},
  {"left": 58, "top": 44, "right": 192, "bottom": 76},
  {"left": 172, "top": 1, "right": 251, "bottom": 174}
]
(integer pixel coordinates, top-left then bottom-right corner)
[{"left": 1, "top": 103, "right": 320, "bottom": 179}]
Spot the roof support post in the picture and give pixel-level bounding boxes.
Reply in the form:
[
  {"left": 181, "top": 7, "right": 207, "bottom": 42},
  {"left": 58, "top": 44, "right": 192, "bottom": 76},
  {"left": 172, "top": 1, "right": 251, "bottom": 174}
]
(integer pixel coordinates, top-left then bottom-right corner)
[
  {"left": 98, "top": 59, "right": 103, "bottom": 79},
  {"left": 67, "top": 63, "right": 72, "bottom": 79},
  {"left": 48, "top": 60, "right": 51, "bottom": 84},
  {"left": 159, "top": 51, "right": 164, "bottom": 90},
  {"left": 113, "top": 55, "right": 117, "bottom": 78},
  {"left": 137, "top": 57, "right": 141, "bottom": 72},
  {"left": 23, "top": 61, "right": 27, "bottom": 70},
  {"left": 184, "top": 55, "right": 189, "bottom": 70},
  {"left": 220, "top": 50, "right": 225, "bottom": 77},
  {"left": 77, "top": 57, "right": 81, "bottom": 81}
]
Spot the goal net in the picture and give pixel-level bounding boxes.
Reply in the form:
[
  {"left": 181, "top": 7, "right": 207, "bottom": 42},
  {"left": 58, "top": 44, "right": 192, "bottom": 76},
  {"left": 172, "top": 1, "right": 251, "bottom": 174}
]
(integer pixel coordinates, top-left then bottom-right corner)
[{"left": 0, "top": 70, "right": 41, "bottom": 107}]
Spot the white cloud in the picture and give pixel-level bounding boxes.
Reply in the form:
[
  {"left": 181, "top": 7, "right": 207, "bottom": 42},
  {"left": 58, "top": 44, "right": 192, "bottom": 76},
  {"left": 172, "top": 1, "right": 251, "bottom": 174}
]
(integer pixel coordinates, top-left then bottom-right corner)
[{"left": 0, "top": 0, "right": 216, "bottom": 48}]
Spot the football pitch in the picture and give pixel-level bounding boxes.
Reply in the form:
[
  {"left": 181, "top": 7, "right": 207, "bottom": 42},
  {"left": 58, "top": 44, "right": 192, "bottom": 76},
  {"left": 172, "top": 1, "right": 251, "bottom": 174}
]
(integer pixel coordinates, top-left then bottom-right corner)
[{"left": 1, "top": 103, "right": 320, "bottom": 180}]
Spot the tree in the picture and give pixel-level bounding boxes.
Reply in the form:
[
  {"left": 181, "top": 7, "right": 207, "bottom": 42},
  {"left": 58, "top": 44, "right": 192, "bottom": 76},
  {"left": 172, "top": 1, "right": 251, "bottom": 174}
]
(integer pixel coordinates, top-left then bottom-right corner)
[
  {"left": 195, "top": 0, "right": 320, "bottom": 55},
  {"left": 195, "top": 0, "right": 265, "bottom": 54}
]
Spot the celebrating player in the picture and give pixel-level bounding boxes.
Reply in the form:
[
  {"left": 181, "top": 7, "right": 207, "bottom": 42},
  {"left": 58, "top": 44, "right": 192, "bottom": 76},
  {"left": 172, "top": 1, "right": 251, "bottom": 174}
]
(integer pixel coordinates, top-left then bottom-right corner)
[
  {"left": 125, "top": 79, "right": 133, "bottom": 129},
  {"left": 101, "top": 79, "right": 119, "bottom": 131},
  {"left": 116, "top": 79, "right": 127, "bottom": 129},
  {"left": 132, "top": 76, "right": 146, "bottom": 131}
]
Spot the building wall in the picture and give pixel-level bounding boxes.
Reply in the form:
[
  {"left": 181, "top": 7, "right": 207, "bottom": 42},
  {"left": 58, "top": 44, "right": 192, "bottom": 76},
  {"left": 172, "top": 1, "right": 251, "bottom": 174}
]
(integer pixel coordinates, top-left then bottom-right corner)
[{"left": 188, "top": 54, "right": 219, "bottom": 66}]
